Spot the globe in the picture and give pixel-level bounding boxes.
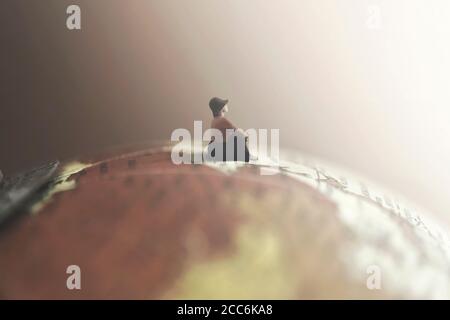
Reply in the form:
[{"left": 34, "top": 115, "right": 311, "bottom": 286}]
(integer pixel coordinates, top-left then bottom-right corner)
[{"left": 0, "top": 142, "right": 449, "bottom": 299}]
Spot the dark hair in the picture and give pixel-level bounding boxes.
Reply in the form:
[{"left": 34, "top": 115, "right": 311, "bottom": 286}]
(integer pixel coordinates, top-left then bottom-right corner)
[{"left": 209, "top": 97, "right": 229, "bottom": 117}]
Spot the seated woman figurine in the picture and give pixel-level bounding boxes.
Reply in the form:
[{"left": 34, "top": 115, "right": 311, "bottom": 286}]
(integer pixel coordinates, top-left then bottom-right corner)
[{"left": 207, "top": 97, "right": 250, "bottom": 162}]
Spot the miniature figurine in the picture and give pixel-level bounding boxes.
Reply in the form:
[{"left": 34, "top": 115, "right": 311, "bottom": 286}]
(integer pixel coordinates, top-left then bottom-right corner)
[{"left": 208, "top": 97, "right": 250, "bottom": 162}]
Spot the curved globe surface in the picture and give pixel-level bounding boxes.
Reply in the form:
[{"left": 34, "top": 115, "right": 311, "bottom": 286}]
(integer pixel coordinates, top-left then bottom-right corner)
[{"left": 0, "top": 143, "right": 449, "bottom": 299}]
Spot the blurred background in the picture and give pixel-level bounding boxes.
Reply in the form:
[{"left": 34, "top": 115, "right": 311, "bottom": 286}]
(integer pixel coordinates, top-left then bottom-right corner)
[{"left": 1, "top": 0, "right": 450, "bottom": 224}]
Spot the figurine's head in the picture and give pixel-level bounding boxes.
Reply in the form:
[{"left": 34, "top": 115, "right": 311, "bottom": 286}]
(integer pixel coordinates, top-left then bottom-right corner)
[{"left": 209, "top": 97, "right": 229, "bottom": 117}]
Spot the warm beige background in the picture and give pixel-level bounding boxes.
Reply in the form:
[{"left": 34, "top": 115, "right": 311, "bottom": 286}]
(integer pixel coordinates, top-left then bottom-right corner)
[{"left": 1, "top": 0, "right": 450, "bottom": 224}]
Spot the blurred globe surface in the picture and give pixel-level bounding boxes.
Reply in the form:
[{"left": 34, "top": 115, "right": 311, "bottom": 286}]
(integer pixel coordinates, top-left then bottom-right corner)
[{"left": 0, "top": 142, "right": 449, "bottom": 299}]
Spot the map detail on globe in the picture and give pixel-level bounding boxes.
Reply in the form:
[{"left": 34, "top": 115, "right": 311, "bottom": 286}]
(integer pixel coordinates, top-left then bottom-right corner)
[{"left": 0, "top": 142, "right": 449, "bottom": 299}]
